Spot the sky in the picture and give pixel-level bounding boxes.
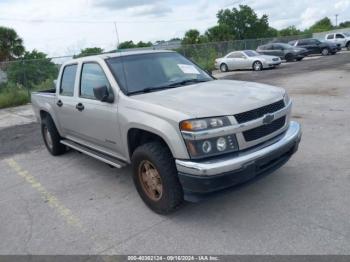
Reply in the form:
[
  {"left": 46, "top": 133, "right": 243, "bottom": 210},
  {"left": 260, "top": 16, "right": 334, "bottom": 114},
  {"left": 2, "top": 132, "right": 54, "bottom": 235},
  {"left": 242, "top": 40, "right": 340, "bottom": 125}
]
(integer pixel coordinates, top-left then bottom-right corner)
[{"left": 0, "top": 0, "right": 350, "bottom": 57}]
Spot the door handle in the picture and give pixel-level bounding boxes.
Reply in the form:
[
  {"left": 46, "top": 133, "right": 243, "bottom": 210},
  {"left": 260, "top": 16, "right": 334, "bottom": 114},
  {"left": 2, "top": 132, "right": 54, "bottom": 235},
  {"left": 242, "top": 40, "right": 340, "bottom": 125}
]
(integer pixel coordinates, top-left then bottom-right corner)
[
  {"left": 76, "top": 103, "right": 85, "bottom": 111},
  {"left": 56, "top": 100, "right": 63, "bottom": 107}
]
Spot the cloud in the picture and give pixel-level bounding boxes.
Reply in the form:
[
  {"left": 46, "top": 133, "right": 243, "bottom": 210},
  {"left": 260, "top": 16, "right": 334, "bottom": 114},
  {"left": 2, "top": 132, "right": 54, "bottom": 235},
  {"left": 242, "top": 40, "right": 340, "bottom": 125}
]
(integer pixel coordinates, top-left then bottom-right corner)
[
  {"left": 94, "top": 0, "right": 162, "bottom": 10},
  {"left": 133, "top": 4, "right": 172, "bottom": 17}
]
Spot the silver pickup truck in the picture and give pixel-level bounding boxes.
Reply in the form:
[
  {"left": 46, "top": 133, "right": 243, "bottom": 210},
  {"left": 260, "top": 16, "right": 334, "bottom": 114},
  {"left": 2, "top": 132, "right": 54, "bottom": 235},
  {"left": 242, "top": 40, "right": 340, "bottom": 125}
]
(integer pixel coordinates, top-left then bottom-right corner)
[{"left": 32, "top": 50, "right": 302, "bottom": 214}]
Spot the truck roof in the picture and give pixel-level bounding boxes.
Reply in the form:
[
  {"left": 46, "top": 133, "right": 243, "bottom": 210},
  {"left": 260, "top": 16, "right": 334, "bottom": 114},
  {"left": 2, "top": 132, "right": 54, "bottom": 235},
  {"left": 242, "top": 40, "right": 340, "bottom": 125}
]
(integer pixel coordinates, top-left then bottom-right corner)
[{"left": 67, "top": 49, "right": 175, "bottom": 64}]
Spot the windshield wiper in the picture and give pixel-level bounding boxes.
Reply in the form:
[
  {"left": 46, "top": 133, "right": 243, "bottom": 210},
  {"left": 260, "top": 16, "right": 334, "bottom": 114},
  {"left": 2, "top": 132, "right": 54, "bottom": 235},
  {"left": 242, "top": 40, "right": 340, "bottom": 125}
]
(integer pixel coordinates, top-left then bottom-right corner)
[
  {"left": 128, "top": 85, "right": 178, "bottom": 95},
  {"left": 128, "top": 79, "right": 211, "bottom": 95},
  {"left": 167, "top": 79, "right": 210, "bottom": 87}
]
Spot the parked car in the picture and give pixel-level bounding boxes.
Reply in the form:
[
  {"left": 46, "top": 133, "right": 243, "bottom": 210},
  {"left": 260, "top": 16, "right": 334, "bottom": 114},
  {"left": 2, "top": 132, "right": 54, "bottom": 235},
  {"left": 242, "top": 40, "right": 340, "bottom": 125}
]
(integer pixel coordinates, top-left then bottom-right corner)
[
  {"left": 325, "top": 32, "right": 350, "bottom": 50},
  {"left": 31, "top": 50, "right": 302, "bottom": 214},
  {"left": 288, "top": 38, "right": 338, "bottom": 55},
  {"left": 257, "top": 43, "right": 308, "bottom": 62},
  {"left": 215, "top": 50, "right": 281, "bottom": 72}
]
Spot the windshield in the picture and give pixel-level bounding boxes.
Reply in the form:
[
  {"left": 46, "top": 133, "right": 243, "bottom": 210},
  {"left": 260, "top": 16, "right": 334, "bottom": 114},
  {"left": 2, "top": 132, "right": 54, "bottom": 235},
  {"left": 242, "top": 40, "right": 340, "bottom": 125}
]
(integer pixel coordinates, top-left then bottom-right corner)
[
  {"left": 106, "top": 52, "right": 213, "bottom": 95},
  {"left": 244, "top": 50, "right": 259, "bottom": 57},
  {"left": 344, "top": 32, "right": 350, "bottom": 37}
]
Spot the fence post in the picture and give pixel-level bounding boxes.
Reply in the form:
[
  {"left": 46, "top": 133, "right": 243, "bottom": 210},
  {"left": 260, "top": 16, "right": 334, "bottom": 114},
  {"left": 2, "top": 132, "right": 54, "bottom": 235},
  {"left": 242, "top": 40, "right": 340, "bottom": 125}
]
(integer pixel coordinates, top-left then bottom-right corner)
[{"left": 22, "top": 60, "right": 30, "bottom": 99}]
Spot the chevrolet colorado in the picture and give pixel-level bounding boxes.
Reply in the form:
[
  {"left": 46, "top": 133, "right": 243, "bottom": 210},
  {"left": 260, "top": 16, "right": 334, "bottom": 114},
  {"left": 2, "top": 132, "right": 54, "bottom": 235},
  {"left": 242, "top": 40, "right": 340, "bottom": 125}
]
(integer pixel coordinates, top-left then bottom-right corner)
[{"left": 31, "top": 50, "right": 302, "bottom": 214}]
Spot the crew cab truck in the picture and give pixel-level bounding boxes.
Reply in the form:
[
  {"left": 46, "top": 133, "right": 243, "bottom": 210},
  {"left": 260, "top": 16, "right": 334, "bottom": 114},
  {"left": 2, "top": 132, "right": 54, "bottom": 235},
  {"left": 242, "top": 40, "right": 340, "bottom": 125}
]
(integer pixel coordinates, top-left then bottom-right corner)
[{"left": 31, "top": 50, "right": 302, "bottom": 214}]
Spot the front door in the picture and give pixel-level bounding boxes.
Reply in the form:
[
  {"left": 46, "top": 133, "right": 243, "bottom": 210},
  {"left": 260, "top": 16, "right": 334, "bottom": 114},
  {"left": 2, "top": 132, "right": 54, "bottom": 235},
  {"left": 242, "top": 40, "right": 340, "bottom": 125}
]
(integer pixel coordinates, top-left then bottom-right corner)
[{"left": 71, "top": 62, "right": 122, "bottom": 156}]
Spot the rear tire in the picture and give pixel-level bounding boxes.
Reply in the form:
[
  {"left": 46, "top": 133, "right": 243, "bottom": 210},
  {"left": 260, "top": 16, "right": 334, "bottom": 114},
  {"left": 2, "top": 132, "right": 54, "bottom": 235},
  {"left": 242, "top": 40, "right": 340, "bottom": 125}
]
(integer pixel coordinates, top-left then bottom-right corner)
[
  {"left": 321, "top": 48, "right": 329, "bottom": 56},
  {"left": 132, "top": 142, "right": 184, "bottom": 214},
  {"left": 41, "top": 116, "right": 66, "bottom": 156},
  {"left": 285, "top": 53, "right": 294, "bottom": 62},
  {"left": 346, "top": 42, "right": 350, "bottom": 51},
  {"left": 296, "top": 57, "right": 303, "bottom": 61},
  {"left": 220, "top": 63, "right": 228, "bottom": 72},
  {"left": 252, "top": 61, "right": 263, "bottom": 71}
]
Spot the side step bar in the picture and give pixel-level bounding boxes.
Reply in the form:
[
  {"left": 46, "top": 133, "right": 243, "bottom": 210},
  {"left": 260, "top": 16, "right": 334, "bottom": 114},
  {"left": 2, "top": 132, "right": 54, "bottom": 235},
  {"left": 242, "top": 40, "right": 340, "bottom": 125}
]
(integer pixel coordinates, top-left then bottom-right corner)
[{"left": 60, "top": 139, "right": 127, "bottom": 168}]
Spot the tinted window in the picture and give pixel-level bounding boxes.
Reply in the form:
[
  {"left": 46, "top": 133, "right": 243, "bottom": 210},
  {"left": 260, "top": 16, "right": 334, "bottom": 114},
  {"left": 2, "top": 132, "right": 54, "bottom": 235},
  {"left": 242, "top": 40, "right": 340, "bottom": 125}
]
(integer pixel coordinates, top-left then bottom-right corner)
[
  {"left": 336, "top": 34, "right": 345, "bottom": 39},
  {"left": 274, "top": 43, "right": 293, "bottom": 50},
  {"left": 228, "top": 52, "right": 245, "bottom": 58},
  {"left": 80, "top": 63, "right": 110, "bottom": 100},
  {"left": 259, "top": 44, "right": 272, "bottom": 50},
  {"left": 106, "top": 52, "right": 212, "bottom": 95},
  {"left": 297, "top": 40, "right": 307, "bottom": 45},
  {"left": 60, "top": 64, "right": 77, "bottom": 96},
  {"left": 243, "top": 50, "right": 259, "bottom": 57},
  {"left": 327, "top": 34, "right": 334, "bottom": 39}
]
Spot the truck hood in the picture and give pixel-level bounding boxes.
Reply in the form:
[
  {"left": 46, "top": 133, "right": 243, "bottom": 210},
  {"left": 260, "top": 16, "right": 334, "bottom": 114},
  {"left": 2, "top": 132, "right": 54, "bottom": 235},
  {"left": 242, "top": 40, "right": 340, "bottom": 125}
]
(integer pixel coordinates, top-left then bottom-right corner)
[{"left": 131, "top": 80, "right": 285, "bottom": 119}]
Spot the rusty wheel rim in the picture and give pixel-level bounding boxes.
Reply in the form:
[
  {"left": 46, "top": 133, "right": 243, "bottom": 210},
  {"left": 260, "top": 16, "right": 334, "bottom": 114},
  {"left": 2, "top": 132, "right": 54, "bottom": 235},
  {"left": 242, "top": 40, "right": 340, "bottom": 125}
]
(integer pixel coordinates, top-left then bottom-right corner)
[
  {"left": 138, "top": 160, "right": 163, "bottom": 201},
  {"left": 44, "top": 126, "right": 53, "bottom": 150}
]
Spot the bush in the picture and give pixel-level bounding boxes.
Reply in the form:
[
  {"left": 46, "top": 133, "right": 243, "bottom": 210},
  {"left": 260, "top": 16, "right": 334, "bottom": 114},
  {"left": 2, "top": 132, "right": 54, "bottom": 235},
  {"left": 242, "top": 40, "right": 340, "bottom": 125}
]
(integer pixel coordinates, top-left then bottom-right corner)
[{"left": 0, "top": 82, "right": 29, "bottom": 109}]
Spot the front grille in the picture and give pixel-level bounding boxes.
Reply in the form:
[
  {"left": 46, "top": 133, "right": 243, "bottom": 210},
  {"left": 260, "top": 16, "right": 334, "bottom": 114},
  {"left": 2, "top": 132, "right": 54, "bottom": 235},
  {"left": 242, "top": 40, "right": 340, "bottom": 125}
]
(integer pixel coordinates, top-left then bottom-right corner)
[
  {"left": 234, "top": 100, "right": 285, "bottom": 124},
  {"left": 272, "top": 58, "right": 279, "bottom": 61},
  {"left": 243, "top": 116, "right": 286, "bottom": 142}
]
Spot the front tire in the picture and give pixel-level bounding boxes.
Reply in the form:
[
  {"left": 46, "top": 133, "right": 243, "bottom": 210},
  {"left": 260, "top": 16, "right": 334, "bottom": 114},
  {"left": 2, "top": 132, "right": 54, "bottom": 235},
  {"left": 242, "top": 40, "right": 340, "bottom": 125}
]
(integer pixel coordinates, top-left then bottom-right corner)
[
  {"left": 285, "top": 53, "right": 295, "bottom": 62},
  {"left": 346, "top": 42, "right": 350, "bottom": 51},
  {"left": 132, "top": 142, "right": 184, "bottom": 214},
  {"left": 41, "top": 116, "right": 66, "bottom": 156},
  {"left": 220, "top": 63, "right": 228, "bottom": 72},
  {"left": 321, "top": 48, "right": 329, "bottom": 56},
  {"left": 296, "top": 57, "right": 303, "bottom": 61},
  {"left": 252, "top": 61, "right": 263, "bottom": 71}
]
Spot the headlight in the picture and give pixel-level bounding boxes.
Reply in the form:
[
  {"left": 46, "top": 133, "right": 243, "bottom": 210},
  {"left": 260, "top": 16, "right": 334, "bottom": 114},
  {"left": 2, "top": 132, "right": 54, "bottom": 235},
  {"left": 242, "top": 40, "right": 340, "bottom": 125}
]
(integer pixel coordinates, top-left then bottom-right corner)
[
  {"left": 180, "top": 117, "right": 230, "bottom": 131},
  {"left": 180, "top": 116, "right": 239, "bottom": 159},
  {"left": 184, "top": 135, "right": 238, "bottom": 159},
  {"left": 283, "top": 92, "right": 291, "bottom": 105}
]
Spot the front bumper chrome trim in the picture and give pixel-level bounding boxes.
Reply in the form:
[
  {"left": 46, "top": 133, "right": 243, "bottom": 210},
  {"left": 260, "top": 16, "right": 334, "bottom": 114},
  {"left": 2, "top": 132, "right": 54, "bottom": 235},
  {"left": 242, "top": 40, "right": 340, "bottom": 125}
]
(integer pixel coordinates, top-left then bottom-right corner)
[{"left": 176, "top": 121, "right": 301, "bottom": 176}]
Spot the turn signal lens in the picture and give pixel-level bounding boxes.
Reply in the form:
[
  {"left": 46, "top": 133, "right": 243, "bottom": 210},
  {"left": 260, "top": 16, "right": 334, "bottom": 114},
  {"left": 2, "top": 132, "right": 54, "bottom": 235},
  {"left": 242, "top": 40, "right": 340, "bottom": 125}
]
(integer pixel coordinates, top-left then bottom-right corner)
[
  {"left": 180, "top": 119, "right": 208, "bottom": 131},
  {"left": 180, "top": 117, "right": 230, "bottom": 131}
]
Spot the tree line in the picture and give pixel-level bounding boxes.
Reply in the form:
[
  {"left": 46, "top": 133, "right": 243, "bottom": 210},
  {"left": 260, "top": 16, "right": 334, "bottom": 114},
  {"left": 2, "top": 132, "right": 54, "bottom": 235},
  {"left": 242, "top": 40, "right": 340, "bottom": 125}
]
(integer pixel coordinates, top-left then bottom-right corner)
[{"left": 181, "top": 5, "right": 348, "bottom": 45}]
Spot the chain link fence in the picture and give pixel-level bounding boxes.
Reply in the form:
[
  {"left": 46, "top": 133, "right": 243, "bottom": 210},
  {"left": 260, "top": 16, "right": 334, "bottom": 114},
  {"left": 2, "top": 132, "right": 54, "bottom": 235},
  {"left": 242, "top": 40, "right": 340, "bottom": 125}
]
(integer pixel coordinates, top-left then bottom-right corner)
[
  {"left": 0, "top": 34, "right": 312, "bottom": 109},
  {"left": 176, "top": 34, "right": 311, "bottom": 72}
]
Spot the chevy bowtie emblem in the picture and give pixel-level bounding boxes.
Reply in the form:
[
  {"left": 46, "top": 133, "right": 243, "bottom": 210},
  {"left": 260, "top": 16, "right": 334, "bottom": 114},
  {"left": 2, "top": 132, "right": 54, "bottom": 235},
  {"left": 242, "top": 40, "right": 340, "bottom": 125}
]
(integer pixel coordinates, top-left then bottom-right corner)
[{"left": 262, "top": 113, "right": 275, "bottom": 125}]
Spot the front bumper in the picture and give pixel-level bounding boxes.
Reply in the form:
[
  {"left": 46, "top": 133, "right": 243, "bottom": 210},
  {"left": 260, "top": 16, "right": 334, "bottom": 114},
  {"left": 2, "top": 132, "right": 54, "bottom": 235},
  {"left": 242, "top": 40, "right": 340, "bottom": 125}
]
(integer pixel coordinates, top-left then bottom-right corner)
[{"left": 176, "top": 121, "right": 301, "bottom": 197}]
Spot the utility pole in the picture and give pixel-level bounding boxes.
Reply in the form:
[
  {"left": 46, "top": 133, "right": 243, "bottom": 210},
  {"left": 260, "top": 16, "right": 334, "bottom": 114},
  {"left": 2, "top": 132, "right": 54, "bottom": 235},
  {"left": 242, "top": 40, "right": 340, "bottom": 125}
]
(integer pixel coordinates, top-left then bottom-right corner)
[
  {"left": 335, "top": 14, "right": 339, "bottom": 27},
  {"left": 114, "top": 22, "right": 120, "bottom": 50}
]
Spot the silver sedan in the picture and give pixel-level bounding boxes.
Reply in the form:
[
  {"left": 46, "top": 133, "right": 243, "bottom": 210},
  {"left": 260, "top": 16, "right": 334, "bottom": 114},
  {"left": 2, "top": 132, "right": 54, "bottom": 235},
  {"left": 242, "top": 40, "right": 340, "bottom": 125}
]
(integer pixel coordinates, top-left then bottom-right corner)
[{"left": 215, "top": 50, "right": 281, "bottom": 72}]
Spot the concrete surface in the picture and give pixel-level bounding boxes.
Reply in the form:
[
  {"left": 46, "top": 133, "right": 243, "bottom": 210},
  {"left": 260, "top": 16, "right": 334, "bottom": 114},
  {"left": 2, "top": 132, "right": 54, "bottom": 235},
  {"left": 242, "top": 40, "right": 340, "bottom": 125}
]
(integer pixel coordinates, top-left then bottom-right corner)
[
  {"left": 0, "top": 52, "right": 350, "bottom": 255},
  {"left": 0, "top": 104, "right": 36, "bottom": 130}
]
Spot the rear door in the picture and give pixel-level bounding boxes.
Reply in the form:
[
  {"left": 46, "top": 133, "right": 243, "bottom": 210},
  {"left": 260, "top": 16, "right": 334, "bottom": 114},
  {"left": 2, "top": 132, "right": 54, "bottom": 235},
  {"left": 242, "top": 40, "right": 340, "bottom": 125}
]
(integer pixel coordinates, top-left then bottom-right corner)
[
  {"left": 271, "top": 44, "right": 284, "bottom": 58},
  {"left": 71, "top": 61, "right": 122, "bottom": 156},
  {"left": 54, "top": 64, "right": 79, "bottom": 137},
  {"left": 326, "top": 34, "right": 335, "bottom": 43}
]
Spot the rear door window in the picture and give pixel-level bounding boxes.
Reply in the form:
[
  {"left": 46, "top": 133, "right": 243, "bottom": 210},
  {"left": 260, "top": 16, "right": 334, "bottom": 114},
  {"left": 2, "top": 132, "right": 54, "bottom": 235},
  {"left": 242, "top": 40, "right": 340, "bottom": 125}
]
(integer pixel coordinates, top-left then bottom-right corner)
[
  {"left": 336, "top": 34, "right": 345, "bottom": 39},
  {"left": 327, "top": 34, "right": 334, "bottom": 40},
  {"left": 60, "top": 64, "right": 77, "bottom": 97}
]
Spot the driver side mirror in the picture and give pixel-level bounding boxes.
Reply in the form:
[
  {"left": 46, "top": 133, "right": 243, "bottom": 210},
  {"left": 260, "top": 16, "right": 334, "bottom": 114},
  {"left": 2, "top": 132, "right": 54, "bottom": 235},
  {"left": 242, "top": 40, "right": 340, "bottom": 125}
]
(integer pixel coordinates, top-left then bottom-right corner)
[{"left": 93, "top": 85, "right": 114, "bottom": 103}]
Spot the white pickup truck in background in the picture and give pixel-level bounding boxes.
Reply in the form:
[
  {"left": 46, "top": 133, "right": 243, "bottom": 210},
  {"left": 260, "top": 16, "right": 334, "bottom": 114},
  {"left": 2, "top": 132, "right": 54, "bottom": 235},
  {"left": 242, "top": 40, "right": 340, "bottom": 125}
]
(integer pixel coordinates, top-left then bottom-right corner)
[{"left": 325, "top": 32, "right": 350, "bottom": 50}]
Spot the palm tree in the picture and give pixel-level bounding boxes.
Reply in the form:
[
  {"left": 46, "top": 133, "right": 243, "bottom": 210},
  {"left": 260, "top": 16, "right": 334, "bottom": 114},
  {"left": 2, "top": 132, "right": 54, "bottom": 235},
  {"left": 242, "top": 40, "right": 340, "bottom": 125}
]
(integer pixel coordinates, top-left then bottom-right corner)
[{"left": 0, "top": 26, "right": 25, "bottom": 62}]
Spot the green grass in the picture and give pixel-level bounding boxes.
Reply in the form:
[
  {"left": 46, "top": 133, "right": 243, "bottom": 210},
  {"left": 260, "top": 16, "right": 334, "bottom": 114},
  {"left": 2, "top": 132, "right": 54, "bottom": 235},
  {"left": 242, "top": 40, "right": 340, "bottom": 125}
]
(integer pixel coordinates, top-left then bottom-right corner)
[
  {"left": 0, "top": 78, "right": 55, "bottom": 109},
  {"left": 0, "top": 84, "right": 29, "bottom": 109}
]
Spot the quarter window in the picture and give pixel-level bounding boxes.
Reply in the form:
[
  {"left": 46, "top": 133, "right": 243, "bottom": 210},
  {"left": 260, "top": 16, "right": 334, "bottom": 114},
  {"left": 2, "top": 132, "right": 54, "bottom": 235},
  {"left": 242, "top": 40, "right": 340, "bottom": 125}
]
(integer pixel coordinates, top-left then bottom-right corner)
[
  {"left": 327, "top": 34, "right": 334, "bottom": 40},
  {"left": 60, "top": 64, "right": 77, "bottom": 96},
  {"left": 80, "top": 63, "right": 110, "bottom": 100}
]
